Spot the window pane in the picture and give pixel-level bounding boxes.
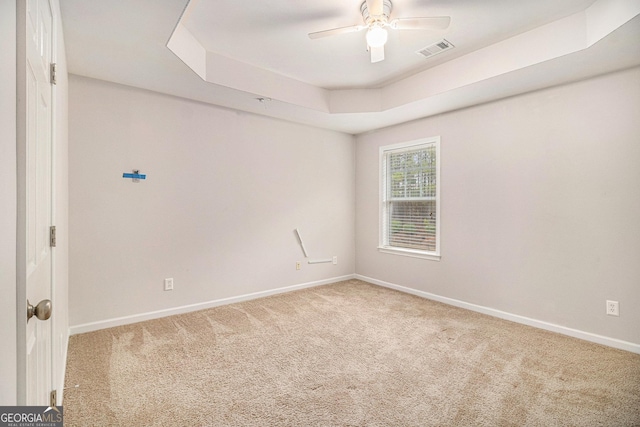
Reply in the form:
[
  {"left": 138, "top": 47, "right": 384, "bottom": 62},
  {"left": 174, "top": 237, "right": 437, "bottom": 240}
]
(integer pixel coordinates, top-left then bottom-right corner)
[
  {"left": 388, "top": 200, "right": 436, "bottom": 251},
  {"left": 388, "top": 146, "right": 436, "bottom": 199}
]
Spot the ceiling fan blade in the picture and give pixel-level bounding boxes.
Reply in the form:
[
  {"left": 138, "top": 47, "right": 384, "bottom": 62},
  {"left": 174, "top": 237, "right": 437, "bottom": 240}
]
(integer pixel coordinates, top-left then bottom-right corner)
[
  {"left": 366, "top": 0, "right": 384, "bottom": 17},
  {"left": 308, "top": 25, "right": 364, "bottom": 39},
  {"left": 370, "top": 45, "right": 384, "bottom": 63},
  {"left": 389, "top": 16, "right": 451, "bottom": 30}
]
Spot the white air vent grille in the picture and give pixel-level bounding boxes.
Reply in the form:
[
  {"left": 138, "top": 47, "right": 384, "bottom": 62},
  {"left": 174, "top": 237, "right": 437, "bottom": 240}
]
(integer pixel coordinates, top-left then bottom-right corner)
[{"left": 416, "top": 39, "right": 454, "bottom": 59}]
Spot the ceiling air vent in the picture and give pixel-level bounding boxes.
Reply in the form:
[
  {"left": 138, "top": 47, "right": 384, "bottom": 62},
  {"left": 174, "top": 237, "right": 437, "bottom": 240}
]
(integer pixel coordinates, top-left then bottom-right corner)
[{"left": 416, "top": 39, "right": 454, "bottom": 59}]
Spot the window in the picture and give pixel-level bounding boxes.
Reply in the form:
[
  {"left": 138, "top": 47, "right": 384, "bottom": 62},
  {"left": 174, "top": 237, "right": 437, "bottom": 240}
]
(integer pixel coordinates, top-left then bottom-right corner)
[{"left": 379, "top": 137, "right": 440, "bottom": 260}]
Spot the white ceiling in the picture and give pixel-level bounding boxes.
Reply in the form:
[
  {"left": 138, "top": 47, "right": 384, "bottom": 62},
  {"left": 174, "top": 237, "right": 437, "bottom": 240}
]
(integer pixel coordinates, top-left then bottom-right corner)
[
  {"left": 184, "top": 0, "right": 596, "bottom": 89},
  {"left": 60, "top": 0, "right": 640, "bottom": 134}
]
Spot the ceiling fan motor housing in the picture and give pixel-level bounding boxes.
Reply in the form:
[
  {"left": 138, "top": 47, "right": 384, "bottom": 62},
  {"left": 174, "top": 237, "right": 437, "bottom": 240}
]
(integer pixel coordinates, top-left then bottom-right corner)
[{"left": 361, "top": 0, "right": 393, "bottom": 24}]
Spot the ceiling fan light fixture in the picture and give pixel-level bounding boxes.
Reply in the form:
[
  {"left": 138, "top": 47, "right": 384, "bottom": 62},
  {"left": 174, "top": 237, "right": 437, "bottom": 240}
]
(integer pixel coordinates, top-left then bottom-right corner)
[
  {"left": 308, "top": 0, "right": 451, "bottom": 64},
  {"left": 366, "top": 25, "right": 388, "bottom": 48}
]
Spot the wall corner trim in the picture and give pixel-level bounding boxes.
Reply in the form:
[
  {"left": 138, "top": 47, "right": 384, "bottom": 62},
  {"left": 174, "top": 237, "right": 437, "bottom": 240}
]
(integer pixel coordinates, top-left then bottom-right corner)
[{"left": 355, "top": 275, "right": 640, "bottom": 355}]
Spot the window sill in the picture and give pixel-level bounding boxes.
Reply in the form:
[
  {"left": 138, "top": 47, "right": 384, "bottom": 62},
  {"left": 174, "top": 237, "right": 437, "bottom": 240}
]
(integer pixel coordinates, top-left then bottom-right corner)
[{"left": 377, "top": 246, "right": 441, "bottom": 261}]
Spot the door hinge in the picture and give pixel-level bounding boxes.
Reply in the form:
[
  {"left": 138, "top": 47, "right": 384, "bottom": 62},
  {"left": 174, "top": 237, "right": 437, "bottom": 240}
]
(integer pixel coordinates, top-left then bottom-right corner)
[
  {"left": 50, "top": 390, "right": 57, "bottom": 407},
  {"left": 50, "top": 226, "right": 56, "bottom": 248},
  {"left": 50, "top": 63, "right": 57, "bottom": 85}
]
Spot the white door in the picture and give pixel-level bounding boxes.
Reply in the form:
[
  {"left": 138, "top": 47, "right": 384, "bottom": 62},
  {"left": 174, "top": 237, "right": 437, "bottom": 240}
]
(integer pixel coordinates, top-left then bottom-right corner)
[{"left": 20, "top": 0, "right": 55, "bottom": 406}]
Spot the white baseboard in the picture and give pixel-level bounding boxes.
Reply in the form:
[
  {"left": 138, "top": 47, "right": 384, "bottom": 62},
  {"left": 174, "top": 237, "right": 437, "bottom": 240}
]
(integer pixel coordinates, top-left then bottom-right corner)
[
  {"left": 356, "top": 274, "right": 640, "bottom": 355},
  {"left": 69, "top": 273, "right": 639, "bottom": 355},
  {"left": 69, "top": 274, "right": 355, "bottom": 335}
]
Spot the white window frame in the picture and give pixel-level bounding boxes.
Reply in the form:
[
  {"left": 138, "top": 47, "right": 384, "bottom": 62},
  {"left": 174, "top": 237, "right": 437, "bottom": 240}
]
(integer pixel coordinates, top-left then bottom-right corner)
[{"left": 379, "top": 137, "right": 441, "bottom": 261}]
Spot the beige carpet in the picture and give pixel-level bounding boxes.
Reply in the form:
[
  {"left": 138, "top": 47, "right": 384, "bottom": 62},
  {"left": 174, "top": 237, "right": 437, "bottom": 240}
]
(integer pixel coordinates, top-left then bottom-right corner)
[{"left": 63, "top": 279, "right": 640, "bottom": 426}]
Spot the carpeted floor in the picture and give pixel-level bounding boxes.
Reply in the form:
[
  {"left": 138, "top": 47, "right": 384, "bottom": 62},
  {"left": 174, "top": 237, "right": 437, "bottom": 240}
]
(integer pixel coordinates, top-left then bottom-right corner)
[{"left": 63, "top": 279, "right": 640, "bottom": 426}]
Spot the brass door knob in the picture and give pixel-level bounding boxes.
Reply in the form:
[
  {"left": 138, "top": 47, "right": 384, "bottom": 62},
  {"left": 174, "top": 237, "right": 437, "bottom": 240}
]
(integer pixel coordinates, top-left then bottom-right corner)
[{"left": 27, "top": 299, "right": 52, "bottom": 321}]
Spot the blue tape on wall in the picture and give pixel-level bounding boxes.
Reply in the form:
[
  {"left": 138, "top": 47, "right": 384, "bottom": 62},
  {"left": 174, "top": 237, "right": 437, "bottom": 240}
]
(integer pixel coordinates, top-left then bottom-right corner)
[{"left": 122, "top": 173, "right": 146, "bottom": 179}]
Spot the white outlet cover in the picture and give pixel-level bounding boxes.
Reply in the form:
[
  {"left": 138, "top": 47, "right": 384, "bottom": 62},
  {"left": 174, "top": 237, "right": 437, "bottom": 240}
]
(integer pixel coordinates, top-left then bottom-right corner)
[{"left": 606, "top": 300, "right": 619, "bottom": 316}]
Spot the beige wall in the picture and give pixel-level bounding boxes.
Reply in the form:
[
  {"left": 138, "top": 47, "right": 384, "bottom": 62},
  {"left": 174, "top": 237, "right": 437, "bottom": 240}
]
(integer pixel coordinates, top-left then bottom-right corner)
[
  {"left": 67, "top": 60, "right": 639, "bottom": 349},
  {"left": 68, "top": 76, "right": 355, "bottom": 328},
  {"left": 355, "top": 67, "right": 640, "bottom": 345}
]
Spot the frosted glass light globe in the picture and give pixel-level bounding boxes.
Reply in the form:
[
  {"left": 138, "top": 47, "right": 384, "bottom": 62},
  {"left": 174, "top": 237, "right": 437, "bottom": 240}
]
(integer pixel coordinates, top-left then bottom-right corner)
[{"left": 366, "top": 26, "right": 388, "bottom": 48}]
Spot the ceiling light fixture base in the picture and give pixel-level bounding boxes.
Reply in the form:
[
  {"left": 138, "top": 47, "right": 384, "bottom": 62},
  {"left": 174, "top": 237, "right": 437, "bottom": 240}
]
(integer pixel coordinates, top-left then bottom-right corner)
[{"left": 360, "top": 0, "right": 393, "bottom": 24}]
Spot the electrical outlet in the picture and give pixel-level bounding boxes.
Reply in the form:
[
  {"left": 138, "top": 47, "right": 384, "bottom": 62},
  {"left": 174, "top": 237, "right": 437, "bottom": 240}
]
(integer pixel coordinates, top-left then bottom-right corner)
[
  {"left": 164, "top": 278, "right": 174, "bottom": 291},
  {"left": 606, "top": 300, "right": 619, "bottom": 316},
  {"left": 332, "top": 256, "right": 338, "bottom": 265},
  {"left": 296, "top": 262, "right": 301, "bottom": 271}
]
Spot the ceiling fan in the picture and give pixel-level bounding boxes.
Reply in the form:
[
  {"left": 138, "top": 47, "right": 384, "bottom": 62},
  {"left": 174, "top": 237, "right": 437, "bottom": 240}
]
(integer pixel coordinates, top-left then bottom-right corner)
[{"left": 308, "top": 0, "right": 451, "bottom": 63}]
